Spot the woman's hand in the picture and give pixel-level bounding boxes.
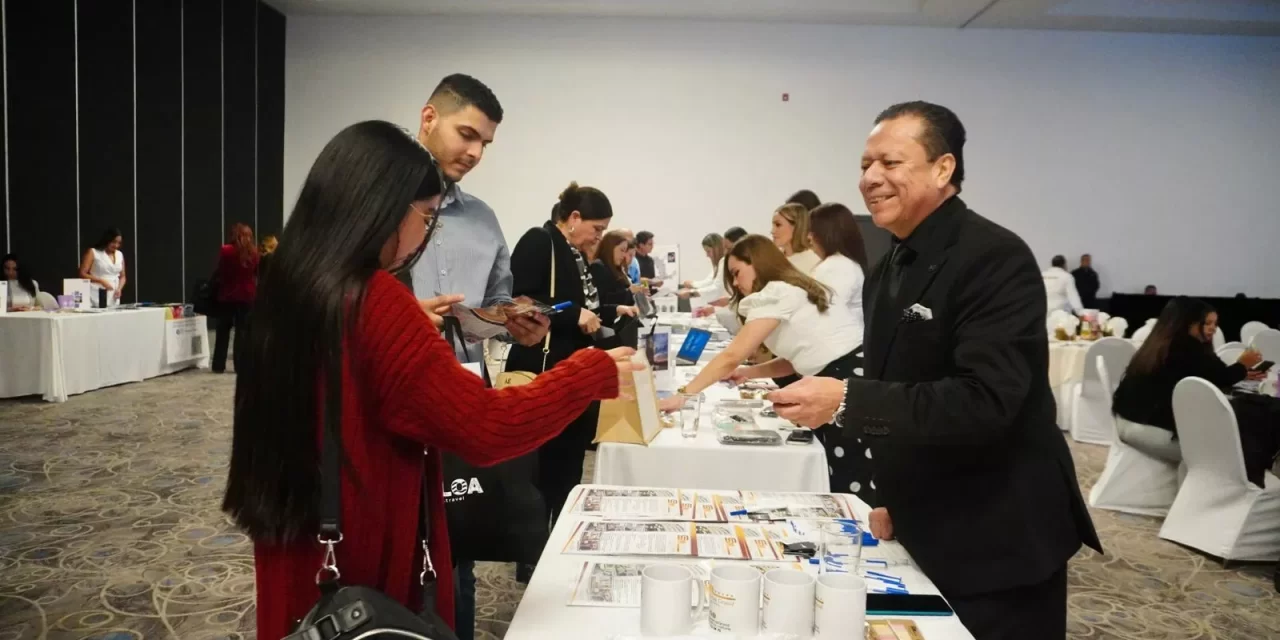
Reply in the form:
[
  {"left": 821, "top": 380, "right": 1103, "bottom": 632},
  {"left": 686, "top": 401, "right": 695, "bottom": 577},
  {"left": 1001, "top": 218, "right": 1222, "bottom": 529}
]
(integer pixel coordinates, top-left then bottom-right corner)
[
  {"left": 101, "top": 281, "right": 115, "bottom": 291},
  {"left": 869, "top": 507, "right": 894, "bottom": 540},
  {"left": 1239, "top": 348, "right": 1264, "bottom": 369},
  {"left": 418, "top": 294, "right": 465, "bottom": 329},
  {"left": 723, "top": 367, "right": 751, "bottom": 385},
  {"left": 676, "top": 289, "right": 693, "bottom": 299},
  {"left": 658, "top": 395, "right": 685, "bottom": 413},
  {"left": 617, "top": 305, "right": 640, "bottom": 318},
  {"left": 681, "top": 280, "right": 693, "bottom": 289},
  {"left": 606, "top": 347, "right": 643, "bottom": 398},
  {"left": 114, "top": 288, "right": 123, "bottom": 300},
  {"left": 579, "top": 308, "right": 602, "bottom": 334},
  {"left": 1247, "top": 369, "right": 1267, "bottom": 381}
]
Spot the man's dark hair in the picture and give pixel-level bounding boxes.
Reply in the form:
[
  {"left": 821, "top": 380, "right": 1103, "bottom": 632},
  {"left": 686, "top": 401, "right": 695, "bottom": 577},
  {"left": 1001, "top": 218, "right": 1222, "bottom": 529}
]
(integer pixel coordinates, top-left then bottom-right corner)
[
  {"left": 874, "top": 101, "right": 966, "bottom": 192},
  {"left": 429, "top": 73, "right": 504, "bottom": 124},
  {"left": 723, "top": 227, "right": 748, "bottom": 243},
  {"left": 785, "top": 190, "right": 821, "bottom": 211},
  {"left": 1051, "top": 255, "right": 1066, "bottom": 269},
  {"left": 1080, "top": 253, "right": 1091, "bottom": 260},
  {"left": 636, "top": 231, "right": 654, "bottom": 245}
]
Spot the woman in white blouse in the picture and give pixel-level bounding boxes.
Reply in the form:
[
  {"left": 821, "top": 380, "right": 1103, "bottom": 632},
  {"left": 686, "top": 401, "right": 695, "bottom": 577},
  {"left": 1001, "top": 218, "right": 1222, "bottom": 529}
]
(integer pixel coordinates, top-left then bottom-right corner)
[
  {"left": 677, "top": 233, "right": 728, "bottom": 304},
  {"left": 771, "top": 203, "right": 821, "bottom": 274},
  {"left": 807, "top": 203, "right": 868, "bottom": 341},
  {"left": 79, "top": 227, "right": 127, "bottom": 308},
  {"left": 3, "top": 253, "right": 40, "bottom": 310}
]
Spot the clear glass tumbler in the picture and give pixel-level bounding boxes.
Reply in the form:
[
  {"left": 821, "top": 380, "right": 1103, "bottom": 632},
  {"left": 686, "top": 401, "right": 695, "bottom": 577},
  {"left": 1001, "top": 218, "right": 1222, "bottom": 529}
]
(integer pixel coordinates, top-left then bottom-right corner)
[
  {"left": 819, "top": 521, "right": 864, "bottom": 575},
  {"left": 680, "top": 393, "right": 703, "bottom": 438}
]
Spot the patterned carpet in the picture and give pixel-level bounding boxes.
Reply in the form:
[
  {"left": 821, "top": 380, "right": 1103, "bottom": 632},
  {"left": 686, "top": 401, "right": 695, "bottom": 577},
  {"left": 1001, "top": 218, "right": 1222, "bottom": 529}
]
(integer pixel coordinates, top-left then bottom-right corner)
[{"left": 2, "top": 370, "right": 1280, "bottom": 640}]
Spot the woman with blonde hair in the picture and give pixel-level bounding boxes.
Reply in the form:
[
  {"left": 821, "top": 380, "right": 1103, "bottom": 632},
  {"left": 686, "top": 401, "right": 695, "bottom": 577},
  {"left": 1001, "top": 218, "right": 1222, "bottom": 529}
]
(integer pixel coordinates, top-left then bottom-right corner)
[
  {"left": 677, "top": 233, "right": 728, "bottom": 303},
  {"left": 772, "top": 203, "right": 821, "bottom": 274}
]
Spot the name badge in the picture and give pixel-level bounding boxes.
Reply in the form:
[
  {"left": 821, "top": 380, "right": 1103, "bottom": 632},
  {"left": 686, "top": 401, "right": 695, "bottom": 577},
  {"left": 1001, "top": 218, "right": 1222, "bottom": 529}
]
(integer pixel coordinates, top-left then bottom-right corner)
[{"left": 461, "top": 362, "right": 484, "bottom": 379}]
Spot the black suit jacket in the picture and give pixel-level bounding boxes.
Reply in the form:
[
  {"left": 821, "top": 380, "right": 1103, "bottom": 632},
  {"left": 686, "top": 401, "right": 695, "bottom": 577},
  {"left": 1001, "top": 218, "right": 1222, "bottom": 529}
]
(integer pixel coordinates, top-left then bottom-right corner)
[{"left": 841, "top": 196, "right": 1101, "bottom": 597}]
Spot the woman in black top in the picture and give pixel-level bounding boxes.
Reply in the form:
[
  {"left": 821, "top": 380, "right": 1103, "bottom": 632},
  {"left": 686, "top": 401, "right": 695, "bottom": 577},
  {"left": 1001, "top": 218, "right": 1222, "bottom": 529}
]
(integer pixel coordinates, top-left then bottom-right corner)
[
  {"left": 506, "top": 183, "right": 638, "bottom": 524},
  {"left": 589, "top": 231, "right": 642, "bottom": 309},
  {"left": 1113, "top": 297, "right": 1276, "bottom": 485}
]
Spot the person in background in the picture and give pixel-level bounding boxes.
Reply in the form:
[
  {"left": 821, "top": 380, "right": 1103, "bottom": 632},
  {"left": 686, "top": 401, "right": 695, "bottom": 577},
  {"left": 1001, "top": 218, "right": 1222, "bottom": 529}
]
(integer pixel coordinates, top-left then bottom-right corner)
[
  {"left": 786, "top": 189, "right": 822, "bottom": 212},
  {"left": 407, "top": 74, "right": 549, "bottom": 629},
  {"left": 80, "top": 227, "right": 127, "bottom": 308},
  {"left": 1072, "top": 253, "right": 1100, "bottom": 309},
  {"left": 613, "top": 228, "right": 642, "bottom": 284},
  {"left": 1145, "top": 284, "right": 1159, "bottom": 295},
  {"left": 589, "top": 231, "right": 642, "bottom": 314},
  {"left": 222, "top": 121, "right": 638, "bottom": 640},
  {"left": 1113, "top": 297, "right": 1273, "bottom": 484},
  {"left": 678, "top": 233, "right": 728, "bottom": 304},
  {"left": 634, "top": 231, "right": 665, "bottom": 292},
  {"left": 507, "top": 182, "right": 635, "bottom": 530},
  {"left": 1043, "top": 255, "right": 1084, "bottom": 314},
  {"left": 3, "top": 253, "right": 40, "bottom": 311},
  {"left": 772, "top": 204, "right": 821, "bottom": 274},
  {"left": 211, "top": 223, "right": 260, "bottom": 374},
  {"left": 723, "top": 226, "right": 748, "bottom": 252},
  {"left": 767, "top": 101, "right": 1100, "bottom": 638},
  {"left": 258, "top": 235, "right": 278, "bottom": 279}
]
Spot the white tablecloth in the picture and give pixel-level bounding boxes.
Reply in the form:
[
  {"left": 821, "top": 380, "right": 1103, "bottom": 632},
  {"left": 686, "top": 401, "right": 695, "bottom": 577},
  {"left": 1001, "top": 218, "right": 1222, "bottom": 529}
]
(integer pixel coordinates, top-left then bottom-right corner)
[
  {"left": 593, "top": 324, "right": 829, "bottom": 494},
  {"left": 0, "top": 308, "right": 210, "bottom": 402},
  {"left": 507, "top": 484, "right": 976, "bottom": 640}
]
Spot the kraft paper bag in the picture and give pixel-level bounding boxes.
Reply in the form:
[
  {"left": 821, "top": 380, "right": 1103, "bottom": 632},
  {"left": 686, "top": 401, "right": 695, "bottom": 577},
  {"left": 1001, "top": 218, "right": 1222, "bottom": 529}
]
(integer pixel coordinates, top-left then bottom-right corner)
[{"left": 594, "top": 363, "right": 663, "bottom": 446}]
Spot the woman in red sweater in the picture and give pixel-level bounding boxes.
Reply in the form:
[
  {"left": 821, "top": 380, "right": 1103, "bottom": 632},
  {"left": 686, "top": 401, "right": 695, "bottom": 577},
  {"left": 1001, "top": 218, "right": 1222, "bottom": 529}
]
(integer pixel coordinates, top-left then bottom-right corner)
[
  {"left": 211, "top": 222, "right": 260, "bottom": 373},
  {"left": 221, "top": 121, "right": 636, "bottom": 639}
]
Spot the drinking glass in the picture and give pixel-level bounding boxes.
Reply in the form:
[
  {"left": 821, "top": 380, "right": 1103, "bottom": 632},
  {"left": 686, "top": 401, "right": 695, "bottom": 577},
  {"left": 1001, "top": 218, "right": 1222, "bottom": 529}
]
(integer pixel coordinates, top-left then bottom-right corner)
[{"left": 819, "top": 521, "right": 863, "bottom": 575}]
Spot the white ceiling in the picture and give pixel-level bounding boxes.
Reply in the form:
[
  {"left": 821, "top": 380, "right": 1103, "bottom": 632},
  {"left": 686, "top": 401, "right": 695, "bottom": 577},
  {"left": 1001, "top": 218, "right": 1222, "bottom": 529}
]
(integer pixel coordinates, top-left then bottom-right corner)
[{"left": 269, "top": 0, "right": 1280, "bottom": 36}]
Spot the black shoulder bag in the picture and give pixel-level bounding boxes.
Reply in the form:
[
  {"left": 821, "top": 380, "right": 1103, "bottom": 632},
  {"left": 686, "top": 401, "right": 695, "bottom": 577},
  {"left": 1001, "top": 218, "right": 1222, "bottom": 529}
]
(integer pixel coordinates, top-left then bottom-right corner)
[{"left": 284, "top": 363, "right": 459, "bottom": 640}]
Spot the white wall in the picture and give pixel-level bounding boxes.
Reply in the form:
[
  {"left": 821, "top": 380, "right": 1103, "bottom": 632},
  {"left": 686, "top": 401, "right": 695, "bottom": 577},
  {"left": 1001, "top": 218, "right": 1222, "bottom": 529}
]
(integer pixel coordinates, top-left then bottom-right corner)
[{"left": 286, "top": 16, "right": 1280, "bottom": 297}]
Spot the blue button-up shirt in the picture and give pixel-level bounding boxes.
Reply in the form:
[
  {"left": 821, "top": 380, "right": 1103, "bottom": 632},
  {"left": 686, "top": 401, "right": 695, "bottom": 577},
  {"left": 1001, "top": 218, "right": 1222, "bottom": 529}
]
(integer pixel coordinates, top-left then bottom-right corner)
[{"left": 410, "top": 185, "right": 512, "bottom": 362}]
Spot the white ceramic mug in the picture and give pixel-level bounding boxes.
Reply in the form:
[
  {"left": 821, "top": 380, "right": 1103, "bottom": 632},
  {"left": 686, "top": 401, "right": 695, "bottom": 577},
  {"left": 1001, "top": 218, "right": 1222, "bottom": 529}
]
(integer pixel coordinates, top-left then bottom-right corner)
[
  {"left": 761, "top": 568, "right": 815, "bottom": 637},
  {"left": 814, "top": 573, "right": 867, "bottom": 639},
  {"left": 641, "top": 564, "right": 706, "bottom": 637},
  {"left": 708, "top": 565, "right": 761, "bottom": 635}
]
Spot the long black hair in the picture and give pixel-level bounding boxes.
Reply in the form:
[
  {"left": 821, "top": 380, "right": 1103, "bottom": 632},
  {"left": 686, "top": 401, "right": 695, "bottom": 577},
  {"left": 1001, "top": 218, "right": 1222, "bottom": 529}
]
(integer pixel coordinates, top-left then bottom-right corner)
[
  {"left": 2, "top": 253, "right": 38, "bottom": 297},
  {"left": 92, "top": 227, "right": 123, "bottom": 251},
  {"left": 222, "top": 121, "right": 443, "bottom": 542},
  {"left": 1125, "top": 297, "right": 1215, "bottom": 377},
  {"left": 808, "top": 203, "right": 869, "bottom": 269}
]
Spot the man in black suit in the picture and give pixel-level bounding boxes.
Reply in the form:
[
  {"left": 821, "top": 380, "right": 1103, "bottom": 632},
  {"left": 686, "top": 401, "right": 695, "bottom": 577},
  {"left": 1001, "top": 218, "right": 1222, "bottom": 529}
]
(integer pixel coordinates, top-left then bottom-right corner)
[
  {"left": 769, "top": 101, "right": 1101, "bottom": 640},
  {"left": 1072, "top": 253, "right": 1101, "bottom": 309}
]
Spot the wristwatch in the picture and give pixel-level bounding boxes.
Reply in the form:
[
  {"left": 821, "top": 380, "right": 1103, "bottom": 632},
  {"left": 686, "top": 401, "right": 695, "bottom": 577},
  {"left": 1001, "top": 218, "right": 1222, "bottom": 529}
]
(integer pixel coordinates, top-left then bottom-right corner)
[{"left": 830, "top": 379, "right": 849, "bottom": 427}]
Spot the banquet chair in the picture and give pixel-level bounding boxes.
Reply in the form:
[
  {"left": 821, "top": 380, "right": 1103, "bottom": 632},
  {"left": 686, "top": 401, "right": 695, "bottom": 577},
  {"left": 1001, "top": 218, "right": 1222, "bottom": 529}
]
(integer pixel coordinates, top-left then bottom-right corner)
[
  {"left": 1216, "top": 342, "right": 1246, "bottom": 365},
  {"left": 1158, "top": 377, "right": 1280, "bottom": 561},
  {"left": 1088, "top": 362, "right": 1182, "bottom": 516},
  {"left": 34, "top": 292, "right": 59, "bottom": 311},
  {"left": 1250, "top": 329, "right": 1280, "bottom": 361},
  {"left": 1070, "top": 343, "right": 1137, "bottom": 444},
  {"left": 1131, "top": 318, "right": 1158, "bottom": 343},
  {"left": 1106, "top": 317, "right": 1130, "bottom": 338},
  {"left": 1240, "top": 321, "right": 1271, "bottom": 347},
  {"left": 1212, "top": 327, "right": 1226, "bottom": 351},
  {"left": 1046, "top": 309, "right": 1074, "bottom": 334}
]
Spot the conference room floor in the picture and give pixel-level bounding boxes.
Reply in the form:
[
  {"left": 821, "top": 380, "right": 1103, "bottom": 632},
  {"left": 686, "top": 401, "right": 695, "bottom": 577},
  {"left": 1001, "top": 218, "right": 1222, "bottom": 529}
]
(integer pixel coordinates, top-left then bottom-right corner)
[{"left": 1, "top": 370, "right": 1278, "bottom": 640}]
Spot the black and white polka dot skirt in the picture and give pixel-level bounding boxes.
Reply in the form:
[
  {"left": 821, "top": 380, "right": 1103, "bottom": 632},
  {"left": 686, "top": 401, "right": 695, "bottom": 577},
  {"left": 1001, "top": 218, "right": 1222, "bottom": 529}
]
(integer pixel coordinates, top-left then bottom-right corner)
[{"left": 811, "top": 346, "right": 876, "bottom": 506}]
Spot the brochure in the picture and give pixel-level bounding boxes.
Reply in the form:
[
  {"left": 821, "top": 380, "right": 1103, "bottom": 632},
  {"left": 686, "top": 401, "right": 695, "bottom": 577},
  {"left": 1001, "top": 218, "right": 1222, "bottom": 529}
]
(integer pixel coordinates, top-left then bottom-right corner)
[
  {"left": 563, "top": 521, "right": 695, "bottom": 556},
  {"left": 570, "top": 488, "right": 687, "bottom": 520}
]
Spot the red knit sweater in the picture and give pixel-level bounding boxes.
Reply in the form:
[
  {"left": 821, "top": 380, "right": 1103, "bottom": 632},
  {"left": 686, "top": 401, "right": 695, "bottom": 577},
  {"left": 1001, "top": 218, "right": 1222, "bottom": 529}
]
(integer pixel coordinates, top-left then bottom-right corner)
[{"left": 252, "top": 270, "right": 619, "bottom": 639}]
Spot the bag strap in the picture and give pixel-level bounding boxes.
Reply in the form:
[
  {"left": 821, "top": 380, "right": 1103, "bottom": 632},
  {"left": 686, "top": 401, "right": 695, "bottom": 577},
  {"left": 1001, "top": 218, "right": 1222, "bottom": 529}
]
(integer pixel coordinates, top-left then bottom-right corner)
[
  {"left": 317, "top": 350, "right": 344, "bottom": 583},
  {"left": 541, "top": 228, "right": 556, "bottom": 373}
]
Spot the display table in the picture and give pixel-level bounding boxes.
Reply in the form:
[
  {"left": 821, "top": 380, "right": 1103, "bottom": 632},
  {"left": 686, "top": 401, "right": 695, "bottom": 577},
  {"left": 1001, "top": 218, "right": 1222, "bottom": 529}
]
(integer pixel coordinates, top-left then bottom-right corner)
[
  {"left": 507, "top": 484, "right": 976, "bottom": 640},
  {"left": 0, "top": 308, "right": 210, "bottom": 402}
]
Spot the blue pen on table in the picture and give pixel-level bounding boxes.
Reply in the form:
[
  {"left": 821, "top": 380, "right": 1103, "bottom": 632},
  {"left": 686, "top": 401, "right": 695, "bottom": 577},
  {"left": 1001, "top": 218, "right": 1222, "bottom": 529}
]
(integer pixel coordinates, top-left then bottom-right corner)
[
  {"left": 869, "top": 585, "right": 910, "bottom": 595},
  {"left": 865, "top": 570, "right": 904, "bottom": 583}
]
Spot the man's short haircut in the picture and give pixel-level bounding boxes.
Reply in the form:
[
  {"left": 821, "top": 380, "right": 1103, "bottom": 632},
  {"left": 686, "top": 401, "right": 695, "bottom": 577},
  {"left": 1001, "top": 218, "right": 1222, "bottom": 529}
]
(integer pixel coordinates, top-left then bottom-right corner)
[
  {"left": 724, "top": 227, "right": 748, "bottom": 243},
  {"left": 428, "top": 73, "right": 504, "bottom": 124},
  {"left": 1051, "top": 255, "right": 1067, "bottom": 269},
  {"left": 636, "top": 231, "right": 654, "bottom": 245},
  {"left": 874, "top": 101, "right": 966, "bottom": 192}
]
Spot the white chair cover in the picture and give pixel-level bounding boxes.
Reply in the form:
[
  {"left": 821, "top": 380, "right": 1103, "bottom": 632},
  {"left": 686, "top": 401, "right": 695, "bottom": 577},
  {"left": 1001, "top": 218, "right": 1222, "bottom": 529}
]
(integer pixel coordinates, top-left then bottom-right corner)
[
  {"left": 1211, "top": 327, "right": 1226, "bottom": 350},
  {"left": 34, "top": 291, "right": 59, "bottom": 311},
  {"left": 1216, "top": 343, "right": 1246, "bottom": 365},
  {"left": 1070, "top": 341, "right": 1137, "bottom": 445},
  {"left": 1088, "top": 362, "right": 1181, "bottom": 516},
  {"left": 1158, "top": 378, "right": 1280, "bottom": 561},
  {"left": 1106, "top": 316, "right": 1130, "bottom": 338},
  {"left": 1131, "top": 318, "right": 1158, "bottom": 343},
  {"left": 1240, "top": 321, "right": 1271, "bottom": 347},
  {"left": 1250, "top": 329, "right": 1280, "bottom": 361},
  {"left": 1046, "top": 309, "right": 1075, "bottom": 334}
]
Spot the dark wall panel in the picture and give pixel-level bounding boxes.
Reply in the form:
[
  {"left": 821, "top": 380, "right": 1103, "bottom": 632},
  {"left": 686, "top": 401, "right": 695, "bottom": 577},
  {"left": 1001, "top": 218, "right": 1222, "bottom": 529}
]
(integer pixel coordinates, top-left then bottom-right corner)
[
  {"left": 1, "top": 8, "right": 7, "bottom": 256},
  {"left": 183, "top": 0, "right": 224, "bottom": 297},
  {"left": 6, "top": 0, "right": 78, "bottom": 289},
  {"left": 256, "top": 3, "right": 285, "bottom": 239},
  {"left": 224, "top": 0, "right": 256, "bottom": 237},
  {"left": 136, "top": 0, "right": 184, "bottom": 303},
  {"left": 78, "top": 0, "right": 136, "bottom": 302}
]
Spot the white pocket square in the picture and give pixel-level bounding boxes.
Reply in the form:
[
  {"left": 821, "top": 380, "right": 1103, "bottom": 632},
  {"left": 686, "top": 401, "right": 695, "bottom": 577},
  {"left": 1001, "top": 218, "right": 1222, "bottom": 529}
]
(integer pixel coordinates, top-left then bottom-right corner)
[{"left": 902, "top": 303, "right": 934, "bottom": 323}]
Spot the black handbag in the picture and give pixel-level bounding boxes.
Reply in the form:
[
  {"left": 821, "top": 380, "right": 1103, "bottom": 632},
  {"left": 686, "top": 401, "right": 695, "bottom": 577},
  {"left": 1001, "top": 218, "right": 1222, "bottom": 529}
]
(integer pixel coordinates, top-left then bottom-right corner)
[
  {"left": 438, "top": 318, "right": 550, "bottom": 565},
  {"left": 284, "top": 363, "right": 459, "bottom": 640}
]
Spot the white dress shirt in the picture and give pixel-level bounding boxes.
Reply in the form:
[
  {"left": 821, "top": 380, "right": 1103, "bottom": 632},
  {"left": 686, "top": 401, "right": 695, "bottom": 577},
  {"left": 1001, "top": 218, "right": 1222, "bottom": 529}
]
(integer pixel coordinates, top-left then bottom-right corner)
[
  {"left": 688, "top": 263, "right": 725, "bottom": 301},
  {"left": 737, "top": 280, "right": 860, "bottom": 376},
  {"left": 1042, "top": 266, "right": 1084, "bottom": 314},
  {"left": 811, "top": 254, "right": 865, "bottom": 345},
  {"left": 787, "top": 249, "right": 821, "bottom": 274}
]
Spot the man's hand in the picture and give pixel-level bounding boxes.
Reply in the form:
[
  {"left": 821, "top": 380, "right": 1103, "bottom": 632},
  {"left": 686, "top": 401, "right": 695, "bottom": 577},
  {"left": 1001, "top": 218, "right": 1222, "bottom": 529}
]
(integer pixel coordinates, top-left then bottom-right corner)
[
  {"left": 418, "top": 294, "right": 465, "bottom": 329},
  {"left": 506, "top": 313, "right": 550, "bottom": 347},
  {"left": 767, "top": 376, "right": 845, "bottom": 428},
  {"left": 868, "top": 507, "right": 894, "bottom": 540}
]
